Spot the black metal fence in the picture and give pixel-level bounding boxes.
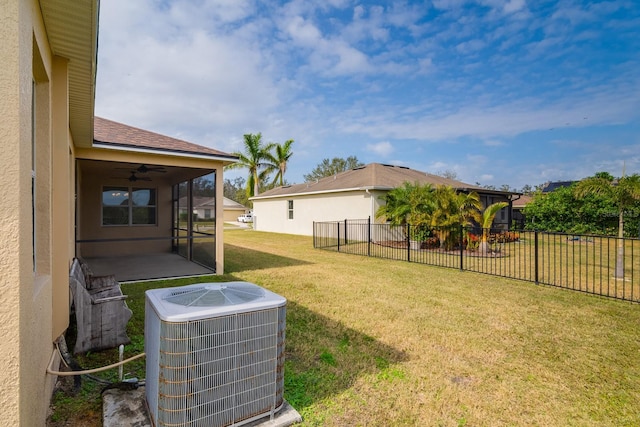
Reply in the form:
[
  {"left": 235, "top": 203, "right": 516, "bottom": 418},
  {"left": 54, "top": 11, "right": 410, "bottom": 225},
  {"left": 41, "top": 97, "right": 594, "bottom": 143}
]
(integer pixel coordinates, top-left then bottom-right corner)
[{"left": 313, "top": 218, "right": 640, "bottom": 303}]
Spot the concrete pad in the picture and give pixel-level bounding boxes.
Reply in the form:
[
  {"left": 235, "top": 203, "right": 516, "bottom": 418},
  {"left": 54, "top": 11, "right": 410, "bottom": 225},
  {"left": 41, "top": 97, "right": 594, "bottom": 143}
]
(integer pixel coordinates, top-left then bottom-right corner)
[
  {"left": 103, "top": 386, "right": 302, "bottom": 427},
  {"left": 103, "top": 386, "right": 150, "bottom": 427}
]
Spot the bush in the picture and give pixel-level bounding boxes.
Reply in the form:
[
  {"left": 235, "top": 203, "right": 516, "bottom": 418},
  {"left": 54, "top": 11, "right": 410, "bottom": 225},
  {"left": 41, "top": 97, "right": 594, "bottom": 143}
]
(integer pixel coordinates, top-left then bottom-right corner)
[{"left": 421, "top": 236, "right": 440, "bottom": 249}]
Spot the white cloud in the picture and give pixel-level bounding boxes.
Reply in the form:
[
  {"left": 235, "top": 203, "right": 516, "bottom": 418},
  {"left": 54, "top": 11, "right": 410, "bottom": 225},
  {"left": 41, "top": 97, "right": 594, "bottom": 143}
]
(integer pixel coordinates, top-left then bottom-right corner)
[
  {"left": 367, "top": 142, "right": 394, "bottom": 157},
  {"left": 92, "top": 0, "right": 640, "bottom": 191},
  {"left": 503, "top": 0, "right": 526, "bottom": 14},
  {"left": 285, "top": 15, "right": 323, "bottom": 47},
  {"left": 455, "top": 39, "right": 486, "bottom": 54}
]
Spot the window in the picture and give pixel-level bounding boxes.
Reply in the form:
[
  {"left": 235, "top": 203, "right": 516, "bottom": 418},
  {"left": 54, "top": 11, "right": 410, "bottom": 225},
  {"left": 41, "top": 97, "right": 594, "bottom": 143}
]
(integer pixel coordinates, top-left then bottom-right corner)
[
  {"left": 103, "top": 187, "right": 156, "bottom": 226},
  {"left": 287, "top": 200, "right": 294, "bottom": 220}
]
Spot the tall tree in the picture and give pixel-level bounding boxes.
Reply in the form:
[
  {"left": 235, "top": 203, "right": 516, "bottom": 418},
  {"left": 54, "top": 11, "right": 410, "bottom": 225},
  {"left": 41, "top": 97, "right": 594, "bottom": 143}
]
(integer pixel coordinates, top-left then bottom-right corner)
[
  {"left": 264, "top": 139, "right": 294, "bottom": 187},
  {"left": 225, "top": 133, "right": 274, "bottom": 198},
  {"left": 574, "top": 171, "right": 640, "bottom": 278},
  {"left": 436, "top": 169, "right": 458, "bottom": 180},
  {"left": 303, "top": 156, "right": 364, "bottom": 182},
  {"left": 223, "top": 176, "right": 249, "bottom": 206}
]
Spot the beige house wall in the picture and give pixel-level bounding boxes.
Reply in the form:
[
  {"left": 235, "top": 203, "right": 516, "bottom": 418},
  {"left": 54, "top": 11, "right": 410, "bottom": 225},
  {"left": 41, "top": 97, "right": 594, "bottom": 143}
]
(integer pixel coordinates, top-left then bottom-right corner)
[
  {"left": 78, "top": 170, "right": 175, "bottom": 257},
  {"left": 252, "top": 190, "right": 387, "bottom": 236},
  {"left": 0, "top": 0, "right": 73, "bottom": 424},
  {"left": 224, "top": 208, "right": 247, "bottom": 222},
  {"left": 1, "top": 0, "right": 229, "bottom": 423}
]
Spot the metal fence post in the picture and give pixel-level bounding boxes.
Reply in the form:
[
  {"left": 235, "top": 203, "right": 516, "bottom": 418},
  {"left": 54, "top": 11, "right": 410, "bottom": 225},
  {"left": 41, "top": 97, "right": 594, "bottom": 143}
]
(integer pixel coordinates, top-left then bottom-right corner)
[
  {"left": 337, "top": 221, "right": 340, "bottom": 252},
  {"left": 407, "top": 223, "right": 411, "bottom": 262},
  {"left": 344, "top": 219, "right": 348, "bottom": 245},
  {"left": 460, "top": 224, "right": 464, "bottom": 271},
  {"left": 534, "top": 230, "right": 539, "bottom": 284},
  {"left": 313, "top": 221, "right": 316, "bottom": 248},
  {"left": 367, "top": 216, "right": 371, "bottom": 257}
]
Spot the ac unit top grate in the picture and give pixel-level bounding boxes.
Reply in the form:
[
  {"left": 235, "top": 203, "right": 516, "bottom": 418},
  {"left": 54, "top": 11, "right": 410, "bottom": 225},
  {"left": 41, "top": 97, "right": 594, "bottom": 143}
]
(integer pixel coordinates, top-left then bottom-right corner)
[
  {"left": 146, "top": 282, "right": 286, "bottom": 322},
  {"left": 164, "top": 283, "right": 264, "bottom": 307}
]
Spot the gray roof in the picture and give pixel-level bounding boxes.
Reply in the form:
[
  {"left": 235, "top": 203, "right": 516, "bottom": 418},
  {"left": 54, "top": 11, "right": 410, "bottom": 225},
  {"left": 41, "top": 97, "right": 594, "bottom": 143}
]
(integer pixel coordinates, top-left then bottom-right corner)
[
  {"left": 181, "top": 197, "right": 246, "bottom": 210},
  {"left": 94, "top": 117, "right": 238, "bottom": 162},
  {"left": 252, "top": 163, "right": 512, "bottom": 199},
  {"left": 541, "top": 181, "right": 577, "bottom": 193},
  {"left": 223, "top": 197, "right": 246, "bottom": 210}
]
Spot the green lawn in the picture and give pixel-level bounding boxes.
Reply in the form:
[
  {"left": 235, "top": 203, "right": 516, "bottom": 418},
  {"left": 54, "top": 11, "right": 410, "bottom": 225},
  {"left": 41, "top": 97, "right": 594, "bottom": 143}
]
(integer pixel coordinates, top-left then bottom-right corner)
[{"left": 49, "top": 229, "right": 640, "bottom": 426}]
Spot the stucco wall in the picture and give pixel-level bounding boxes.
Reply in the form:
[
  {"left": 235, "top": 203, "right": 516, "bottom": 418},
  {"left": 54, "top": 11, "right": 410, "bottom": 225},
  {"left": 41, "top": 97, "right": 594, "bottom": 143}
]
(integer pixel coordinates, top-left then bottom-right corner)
[
  {"left": 0, "top": 0, "right": 63, "bottom": 424},
  {"left": 0, "top": 3, "right": 26, "bottom": 424},
  {"left": 224, "top": 208, "right": 246, "bottom": 222},
  {"left": 253, "top": 190, "right": 385, "bottom": 236},
  {"left": 78, "top": 171, "right": 174, "bottom": 257}
]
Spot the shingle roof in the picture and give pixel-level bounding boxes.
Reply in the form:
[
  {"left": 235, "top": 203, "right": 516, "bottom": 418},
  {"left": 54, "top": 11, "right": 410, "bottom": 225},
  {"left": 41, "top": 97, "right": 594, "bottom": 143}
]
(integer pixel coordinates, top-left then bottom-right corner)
[
  {"left": 253, "top": 163, "right": 511, "bottom": 199},
  {"left": 223, "top": 197, "right": 246, "bottom": 209},
  {"left": 541, "top": 181, "right": 577, "bottom": 193},
  {"left": 512, "top": 194, "right": 534, "bottom": 209},
  {"left": 93, "top": 117, "right": 237, "bottom": 160}
]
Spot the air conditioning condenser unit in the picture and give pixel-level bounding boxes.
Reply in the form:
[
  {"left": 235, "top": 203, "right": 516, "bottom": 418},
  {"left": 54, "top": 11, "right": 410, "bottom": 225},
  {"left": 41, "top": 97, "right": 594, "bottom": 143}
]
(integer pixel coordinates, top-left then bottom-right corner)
[{"left": 145, "top": 282, "right": 286, "bottom": 427}]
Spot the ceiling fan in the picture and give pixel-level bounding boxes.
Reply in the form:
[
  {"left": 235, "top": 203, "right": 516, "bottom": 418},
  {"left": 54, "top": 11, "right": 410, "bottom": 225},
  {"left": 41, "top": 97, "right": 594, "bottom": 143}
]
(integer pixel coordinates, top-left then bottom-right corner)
[
  {"left": 116, "top": 164, "right": 167, "bottom": 174},
  {"left": 127, "top": 171, "right": 151, "bottom": 182}
]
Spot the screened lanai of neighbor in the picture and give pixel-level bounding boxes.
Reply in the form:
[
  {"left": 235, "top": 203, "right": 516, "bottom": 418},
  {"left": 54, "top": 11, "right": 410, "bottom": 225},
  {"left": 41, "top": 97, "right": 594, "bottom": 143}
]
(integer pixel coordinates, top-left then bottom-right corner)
[{"left": 75, "top": 117, "right": 237, "bottom": 281}]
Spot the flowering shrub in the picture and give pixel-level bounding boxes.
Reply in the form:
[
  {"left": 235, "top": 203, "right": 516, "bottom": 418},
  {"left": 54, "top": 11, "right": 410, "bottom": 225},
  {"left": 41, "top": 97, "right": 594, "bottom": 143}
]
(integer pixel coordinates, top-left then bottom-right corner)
[
  {"left": 464, "top": 233, "right": 481, "bottom": 250},
  {"left": 493, "top": 231, "right": 520, "bottom": 243}
]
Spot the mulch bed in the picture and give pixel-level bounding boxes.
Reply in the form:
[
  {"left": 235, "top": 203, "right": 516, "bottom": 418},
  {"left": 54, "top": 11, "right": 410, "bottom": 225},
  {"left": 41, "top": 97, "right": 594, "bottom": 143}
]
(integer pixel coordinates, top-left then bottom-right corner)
[{"left": 374, "top": 241, "right": 507, "bottom": 258}]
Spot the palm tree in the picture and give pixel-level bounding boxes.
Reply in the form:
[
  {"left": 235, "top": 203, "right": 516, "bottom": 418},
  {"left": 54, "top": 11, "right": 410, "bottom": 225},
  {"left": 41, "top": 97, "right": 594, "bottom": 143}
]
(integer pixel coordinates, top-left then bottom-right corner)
[
  {"left": 430, "top": 186, "right": 482, "bottom": 250},
  {"left": 574, "top": 171, "right": 640, "bottom": 278},
  {"left": 475, "top": 201, "right": 509, "bottom": 255},
  {"left": 264, "top": 139, "right": 294, "bottom": 187},
  {"left": 225, "top": 133, "right": 275, "bottom": 198},
  {"left": 376, "top": 182, "right": 435, "bottom": 245},
  {"left": 376, "top": 182, "right": 433, "bottom": 226}
]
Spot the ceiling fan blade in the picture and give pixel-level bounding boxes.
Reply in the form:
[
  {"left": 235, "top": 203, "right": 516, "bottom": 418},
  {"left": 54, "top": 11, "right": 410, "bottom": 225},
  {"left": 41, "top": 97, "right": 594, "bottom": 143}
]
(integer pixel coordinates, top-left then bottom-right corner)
[{"left": 137, "top": 164, "right": 166, "bottom": 173}]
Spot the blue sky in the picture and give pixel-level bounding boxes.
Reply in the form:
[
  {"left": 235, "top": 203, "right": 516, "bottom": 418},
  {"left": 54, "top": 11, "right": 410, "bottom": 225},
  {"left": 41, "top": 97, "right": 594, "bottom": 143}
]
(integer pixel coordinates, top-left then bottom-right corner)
[{"left": 95, "top": 0, "right": 640, "bottom": 190}]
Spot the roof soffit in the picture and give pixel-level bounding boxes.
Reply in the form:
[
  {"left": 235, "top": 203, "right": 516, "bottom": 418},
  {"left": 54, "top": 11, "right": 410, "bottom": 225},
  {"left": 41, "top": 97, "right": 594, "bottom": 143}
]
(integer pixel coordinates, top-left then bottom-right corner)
[{"left": 40, "top": 0, "right": 99, "bottom": 147}]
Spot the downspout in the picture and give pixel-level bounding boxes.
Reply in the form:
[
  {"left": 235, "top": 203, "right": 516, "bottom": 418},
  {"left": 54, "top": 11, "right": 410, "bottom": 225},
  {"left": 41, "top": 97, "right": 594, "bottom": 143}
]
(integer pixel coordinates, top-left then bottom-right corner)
[
  {"left": 508, "top": 193, "right": 522, "bottom": 231},
  {"left": 365, "top": 188, "right": 374, "bottom": 221}
]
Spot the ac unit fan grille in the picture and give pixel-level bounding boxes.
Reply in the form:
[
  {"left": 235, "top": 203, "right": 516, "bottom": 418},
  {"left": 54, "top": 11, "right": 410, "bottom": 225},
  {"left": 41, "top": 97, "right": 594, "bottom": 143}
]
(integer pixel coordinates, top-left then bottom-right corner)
[{"left": 157, "top": 308, "right": 284, "bottom": 427}]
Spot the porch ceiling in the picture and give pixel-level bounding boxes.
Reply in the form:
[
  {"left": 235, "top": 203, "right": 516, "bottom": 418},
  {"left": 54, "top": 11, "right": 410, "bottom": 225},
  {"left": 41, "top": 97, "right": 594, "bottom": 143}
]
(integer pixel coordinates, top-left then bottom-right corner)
[{"left": 78, "top": 159, "right": 214, "bottom": 184}]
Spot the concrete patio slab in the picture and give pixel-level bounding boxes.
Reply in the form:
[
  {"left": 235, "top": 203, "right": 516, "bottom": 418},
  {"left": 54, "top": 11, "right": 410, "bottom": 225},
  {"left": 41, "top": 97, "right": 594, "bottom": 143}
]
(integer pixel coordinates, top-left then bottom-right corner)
[{"left": 85, "top": 253, "right": 214, "bottom": 282}]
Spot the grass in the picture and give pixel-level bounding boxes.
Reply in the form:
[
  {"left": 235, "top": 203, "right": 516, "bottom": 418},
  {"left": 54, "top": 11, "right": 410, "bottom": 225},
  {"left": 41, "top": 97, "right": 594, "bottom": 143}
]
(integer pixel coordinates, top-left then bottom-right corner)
[{"left": 48, "top": 229, "right": 640, "bottom": 426}]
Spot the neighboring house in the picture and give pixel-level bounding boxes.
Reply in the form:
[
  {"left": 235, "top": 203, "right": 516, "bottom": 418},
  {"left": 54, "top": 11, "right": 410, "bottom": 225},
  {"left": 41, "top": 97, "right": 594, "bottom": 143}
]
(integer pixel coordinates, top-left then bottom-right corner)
[
  {"left": 541, "top": 181, "right": 577, "bottom": 193},
  {"left": 178, "top": 197, "right": 248, "bottom": 222},
  {"left": 223, "top": 197, "right": 249, "bottom": 222},
  {"left": 0, "top": 2, "right": 236, "bottom": 424},
  {"left": 512, "top": 194, "right": 534, "bottom": 230},
  {"left": 251, "top": 163, "right": 516, "bottom": 236}
]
